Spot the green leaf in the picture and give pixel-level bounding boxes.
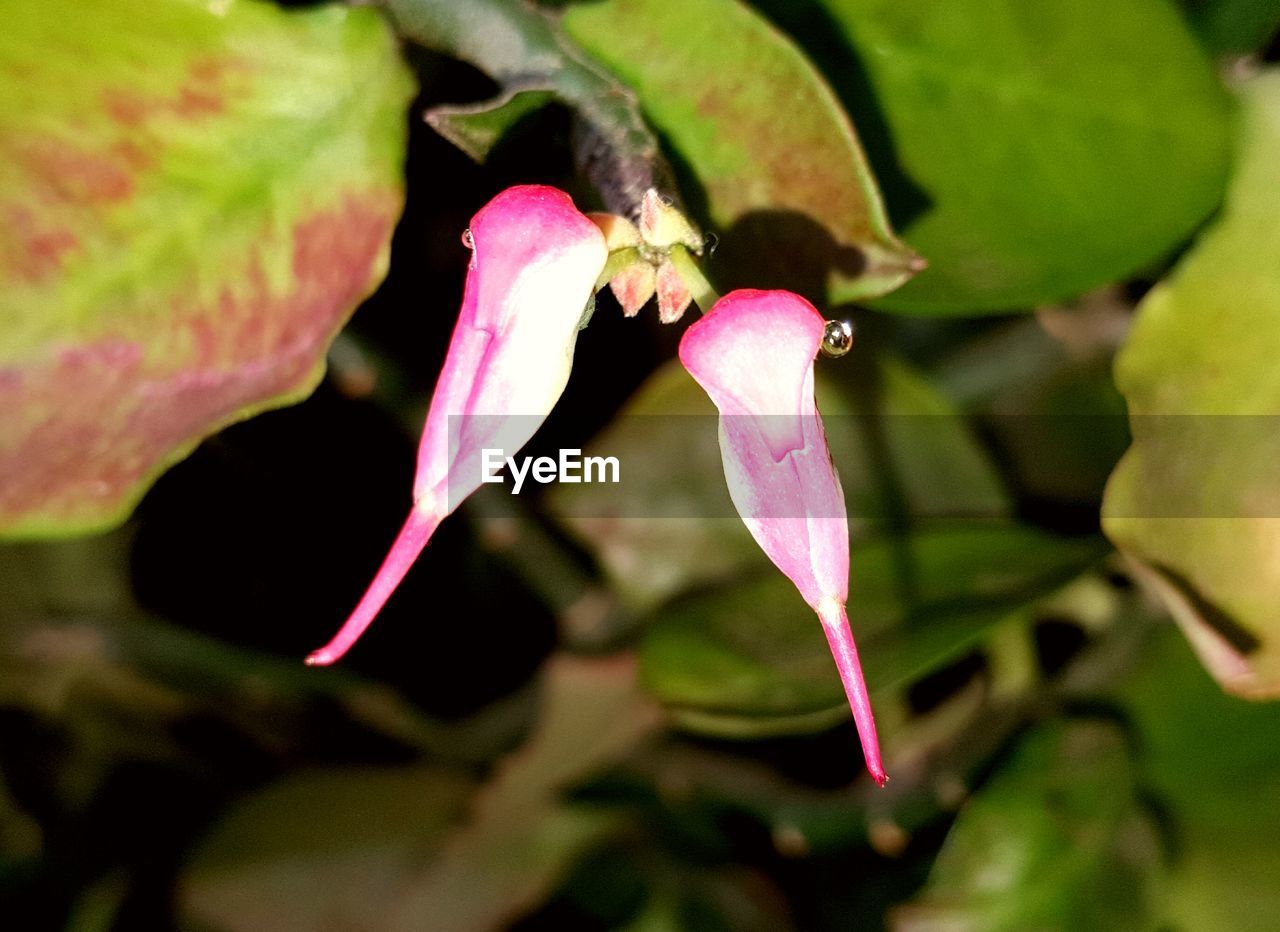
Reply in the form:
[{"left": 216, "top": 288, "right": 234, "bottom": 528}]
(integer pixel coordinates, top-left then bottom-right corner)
[
  {"left": 549, "top": 356, "right": 1009, "bottom": 614},
  {"left": 1102, "top": 71, "right": 1280, "bottom": 699},
  {"left": 546, "top": 360, "right": 761, "bottom": 614},
  {"left": 562, "top": 0, "right": 922, "bottom": 302},
  {"left": 1108, "top": 627, "right": 1280, "bottom": 931},
  {"left": 385, "top": 0, "right": 675, "bottom": 213},
  {"left": 639, "top": 526, "right": 1105, "bottom": 737},
  {"left": 767, "top": 0, "right": 1231, "bottom": 313},
  {"left": 389, "top": 655, "right": 660, "bottom": 931},
  {"left": 856, "top": 355, "right": 1011, "bottom": 522},
  {"left": 426, "top": 88, "right": 558, "bottom": 163},
  {"left": 931, "top": 304, "right": 1133, "bottom": 506},
  {"left": 180, "top": 654, "right": 660, "bottom": 931},
  {"left": 0, "top": 614, "right": 502, "bottom": 811},
  {"left": 1179, "top": 0, "right": 1280, "bottom": 55},
  {"left": 891, "top": 721, "right": 1163, "bottom": 931},
  {"left": 0, "top": 0, "right": 413, "bottom": 538}
]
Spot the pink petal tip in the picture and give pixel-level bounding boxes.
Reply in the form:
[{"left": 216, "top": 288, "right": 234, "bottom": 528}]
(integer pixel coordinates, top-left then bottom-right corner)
[
  {"left": 305, "top": 505, "right": 442, "bottom": 666},
  {"left": 817, "top": 598, "right": 886, "bottom": 787}
]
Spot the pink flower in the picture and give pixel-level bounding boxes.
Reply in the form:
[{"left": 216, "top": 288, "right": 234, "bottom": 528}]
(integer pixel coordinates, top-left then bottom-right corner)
[
  {"left": 307, "top": 185, "right": 607, "bottom": 666},
  {"left": 679, "top": 290, "right": 885, "bottom": 785}
]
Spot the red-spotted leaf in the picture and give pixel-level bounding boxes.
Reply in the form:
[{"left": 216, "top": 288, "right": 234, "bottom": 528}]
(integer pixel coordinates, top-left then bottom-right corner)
[{"left": 0, "top": 0, "right": 414, "bottom": 538}]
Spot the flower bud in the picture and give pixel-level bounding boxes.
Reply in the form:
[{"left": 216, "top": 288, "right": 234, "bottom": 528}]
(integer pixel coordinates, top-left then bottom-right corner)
[
  {"left": 307, "top": 185, "right": 606, "bottom": 665},
  {"left": 679, "top": 289, "right": 885, "bottom": 785}
]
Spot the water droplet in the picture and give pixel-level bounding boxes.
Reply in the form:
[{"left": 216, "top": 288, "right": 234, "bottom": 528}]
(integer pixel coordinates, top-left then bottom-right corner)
[
  {"left": 460, "top": 228, "right": 474, "bottom": 249},
  {"left": 820, "top": 319, "right": 855, "bottom": 358}
]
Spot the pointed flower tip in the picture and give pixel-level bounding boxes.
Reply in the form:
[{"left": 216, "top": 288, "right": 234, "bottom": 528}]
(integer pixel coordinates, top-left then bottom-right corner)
[
  {"left": 307, "top": 506, "right": 441, "bottom": 666},
  {"left": 817, "top": 598, "right": 884, "bottom": 788},
  {"left": 655, "top": 260, "right": 692, "bottom": 323},
  {"left": 639, "top": 188, "right": 702, "bottom": 252},
  {"left": 312, "top": 185, "right": 604, "bottom": 668},
  {"left": 610, "top": 264, "right": 657, "bottom": 317}
]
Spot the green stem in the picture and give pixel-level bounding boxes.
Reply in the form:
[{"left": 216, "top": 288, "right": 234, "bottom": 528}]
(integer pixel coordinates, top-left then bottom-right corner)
[
  {"left": 595, "top": 247, "right": 640, "bottom": 293},
  {"left": 667, "top": 245, "right": 720, "bottom": 312}
]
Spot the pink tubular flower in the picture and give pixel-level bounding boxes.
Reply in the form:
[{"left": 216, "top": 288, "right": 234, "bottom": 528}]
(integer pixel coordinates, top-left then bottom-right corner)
[
  {"left": 307, "top": 185, "right": 607, "bottom": 666},
  {"left": 679, "top": 290, "right": 885, "bottom": 786}
]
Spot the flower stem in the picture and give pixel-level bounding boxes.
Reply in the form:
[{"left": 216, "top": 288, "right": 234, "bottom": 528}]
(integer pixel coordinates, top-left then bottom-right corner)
[
  {"left": 667, "top": 244, "right": 720, "bottom": 312},
  {"left": 594, "top": 246, "right": 641, "bottom": 293}
]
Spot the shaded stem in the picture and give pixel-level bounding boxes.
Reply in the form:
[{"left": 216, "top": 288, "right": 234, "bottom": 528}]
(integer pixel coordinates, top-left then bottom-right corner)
[
  {"left": 667, "top": 244, "right": 720, "bottom": 312},
  {"left": 594, "top": 246, "right": 641, "bottom": 292}
]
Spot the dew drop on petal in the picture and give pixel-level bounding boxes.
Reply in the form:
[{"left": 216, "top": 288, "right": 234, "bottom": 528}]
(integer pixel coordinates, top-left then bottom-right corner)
[{"left": 821, "top": 319, "right": 855, "bottom": 358}]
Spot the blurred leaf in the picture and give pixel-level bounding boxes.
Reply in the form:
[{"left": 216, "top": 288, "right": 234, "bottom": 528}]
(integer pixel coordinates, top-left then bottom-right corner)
[
  {"left": 180, "top": 766, "right": 476, "bottom": 932},
  {"left": 0, "top": 541, "right": 511, "bottom": 811},
  {"left": 0, "top": 528, "right": 532, "bottom": 813},
  {"left": 1108, "top": 627, "right": 1280, "bottom": 931},
  {"left": 387, "top": 653, "right": 662, "bottom": 931},
  {"left": 0, "top": 772, "right": 41, "bottom": 872},
  {"left": 863, "top": 355, "right": 1011, "bottom": 521},
  {"left": 180, "top": 654, "right": 659, "bottom": 931},
  {"left": 1103, "top": 71, "right": 1280, "bottom": 698},
  {"left": 556, "top": 851, "right": 795, "bottom": 932},
  {"left": 562, "top": 0, "right": 922, "bottom": 302},
  {"left": 767, "top": 0, "right": 1231, "bottom": 312},
  {"left": 64, "top": 870, "right": 132, "bottom": 932},
  {"left": 620, "top": 892, "right": 686, "bottom": 932},
  {"left": 602, "top": 682, "right": 1039, "bottom": 859},
  {"left": 0, "top": 0, "right": 413, "bottom": 538},
  {"left": 1179, "top": 0, "right": 1280, "bottom": 54},
  {"left": 0, "top": 527, "right": 137, "bottom": 619},
  {"left": 932, "top": 297, "right": 1133, "bottom": 506},
  {"left": 0, "top": 616, "right": 502, "bottom": 810},
  {"left": 549, "top": 357, "right": 1008, "bottom": 613},
  {"left": 546, "top": 361, "right": 760, "bottom": 614},
  {"left": 985, "top": 363, "right": 1129, "bottom": 507},
  {"left": 639, "top": 526, "right": 1105, "bottom": 737},
  {"left": 385, "top": 0, "right": 674, "bottom": 213},
  {"left": 891, "top": 720, "right": 1163, "bottom": 931}
]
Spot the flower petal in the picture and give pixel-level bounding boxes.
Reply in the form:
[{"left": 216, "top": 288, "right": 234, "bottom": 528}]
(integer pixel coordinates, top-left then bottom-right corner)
[
  {"left": 680, "top": 290, "right": 846, "bottom": 604},
  {"left": 679, "top": 289, "right": 882, "bottom": 784},
  {"left": 309, "top": 185, "right": 605, "bottom": 665},
  {"left": 416, "top": 185, "right": 608, "bottom": 508}
]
